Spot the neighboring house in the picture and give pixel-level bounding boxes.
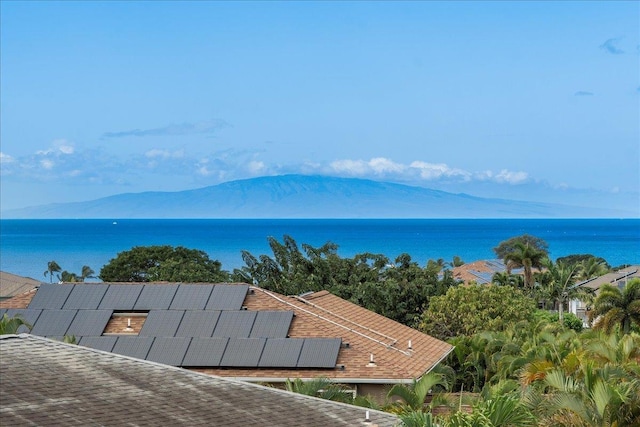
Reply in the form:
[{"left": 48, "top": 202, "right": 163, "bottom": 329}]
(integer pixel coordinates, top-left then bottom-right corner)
[
  {"left": 571, "top": 265, "right": 640, "bottom": 325},
  {"left": 0, "top": 334, "right": 399, "bottom": 426},
  {"left": 0, "top": 271, "right": 40, "bottom": 302},
  {"left": 0, "top": 282, "right": 453, "bottom": 402}
]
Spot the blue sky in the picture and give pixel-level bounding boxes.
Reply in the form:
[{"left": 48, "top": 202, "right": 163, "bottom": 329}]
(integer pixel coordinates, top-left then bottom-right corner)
[{"left": 1, "top": 1, "right": 638, "bottom": 214}]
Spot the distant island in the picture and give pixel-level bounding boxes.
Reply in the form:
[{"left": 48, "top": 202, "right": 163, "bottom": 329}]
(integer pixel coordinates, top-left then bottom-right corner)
[{"left": 1, "top": 174, "right": 633, "bottom": 219}]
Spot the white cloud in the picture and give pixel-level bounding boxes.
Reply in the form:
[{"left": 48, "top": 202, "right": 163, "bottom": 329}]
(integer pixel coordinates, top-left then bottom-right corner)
[
  {"left": 369, "top": 157, "right": 405, "bottom": 174},
  {"left": 145, "top": 149, "right": 185, "bottom": 159},
  {"left": 247, "top": 160, "right": 265, "bottom": 174},
  {"left": 410, "top": 161, "right": 470, "bottom": 180},
  {"left": 0, "top": 152, "right": 15, "bottom": 163},
  {"left": 40, "top": 159, "right": 54, "bottom": 169},
  {"left": 492, "top": 169, "right": 529, "bottom": 184},
  {"left": 330, "top": 159, "right": 369, "bottom": 175}
]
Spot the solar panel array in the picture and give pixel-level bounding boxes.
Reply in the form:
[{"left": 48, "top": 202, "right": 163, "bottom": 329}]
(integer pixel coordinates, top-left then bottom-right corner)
[
  {"left": 78, "top": 336, "right": 340, "bottom": 368},
  {"left": 14, "top": 283, "right": 342, "bottom": 369}
]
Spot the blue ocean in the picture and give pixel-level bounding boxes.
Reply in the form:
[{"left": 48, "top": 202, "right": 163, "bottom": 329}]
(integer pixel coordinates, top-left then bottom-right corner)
[{"left": 1, "top": 219, "right": 638, "bottom": 281}]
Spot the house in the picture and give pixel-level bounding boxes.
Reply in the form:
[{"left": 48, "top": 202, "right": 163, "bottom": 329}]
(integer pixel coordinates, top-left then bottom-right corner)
[
  {"left": 0, "top": 271, "right": 40, "bottom": 302},
  {"left": 0, "top": 334, "right": 399, "bottom": 426},
  {"left": 0, "top": 282, "right": 453, "bottom": 402},
  {"left": 570, "top": 265, "right": 640, "bottom": 325}
]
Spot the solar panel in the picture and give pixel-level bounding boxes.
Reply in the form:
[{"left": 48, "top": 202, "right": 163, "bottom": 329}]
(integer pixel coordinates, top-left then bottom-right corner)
[
  {"left": 112, "top": 336, "right": 154, "bottom": 360},
  {"left": 169, "top": 285, "right": 215, "bottom": 310},
  {"left": 134, "top": 285, "right": 179, "bottom": 310},
  {"left": 4, "top": 309, "right": 43, "bottom": 333},
  {"left": 250, "top": 311, "right": 294, "bottom": 338},
  {"left": 28, "top": 284, "right": 74, "bottom": 309},
  {"left": 297, "top": 338, "right": 342, "bottom": 368},
  {"left": 174, "top": 311, "right": 220, "bottom": 337},
  {"left": 63, "top": 284, "right": 109, "bottom": 309},
  {"left": 212, "top": 311, "right": 257, "bottom": 338},
  {"left": 205, "top": 284, "right": 248, "bottom": 310},
  {"left": 98, "top": 285, "right": 143, "bottom": 310},
  {"left": 258, "top": 338, "right": 304, "bottom": 367},
  {"left": 66, "top": 310, "right": 113, "bottom": 337},
  {"left": 220, "top": 338, "right": 266, "bottom": 367},
  {"left": 181, "top": 337, "right": 229, "bottom": 367},
  {"left": 145, "top": 336, "right": 191, "bottom": 366},
  {"left": 79, "top": 336, "right": 118, "bottom": 352},
  {"left": 0, "top": 309, "right": 6, "bottom": 317},
  {"left": 30, "top": 310, "right": 78, "bottom": 337},
  {"left": 139, "top": 310, "right": 185, "bottom": 337}
]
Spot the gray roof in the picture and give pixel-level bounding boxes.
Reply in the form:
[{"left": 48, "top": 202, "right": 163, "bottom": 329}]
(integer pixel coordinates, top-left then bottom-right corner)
[
  {"left": 0, "top": 334, "right": 399, "bottom": 426},
  {"left": 0, "top": 271, "right": 41, "bottom": 299},
  {"left": 576, "top": 265, "right": 640, "bottom": 291}
]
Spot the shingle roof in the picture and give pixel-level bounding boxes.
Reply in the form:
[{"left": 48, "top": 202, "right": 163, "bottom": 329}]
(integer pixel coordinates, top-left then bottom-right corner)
[
  {"left": 0, "top": 271, "right": 41, "bottom": 299},
  {"left": 1, "top": 282, "right": 453, "bottom": 384},
  {"left": 0, "top": 334, "right": 399, "bottom": 426}
]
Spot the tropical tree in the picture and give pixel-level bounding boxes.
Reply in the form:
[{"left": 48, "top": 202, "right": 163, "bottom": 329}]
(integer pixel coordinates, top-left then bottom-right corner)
[
  {"left": 81, "top": 265, "right": 96, "bottom": 281},
  {"left": 419, "top": 285, "right": 537, "bottom": 340},
  {"left": 44, "top": 260, "right": 62, "bottom": 283},
  {"left": 502, "top": 242, "right": 548, "bottom": 290},
  {"left": 536, "top": 259, "right": 585, "bottom": 322},
  {"left": 0, "top": 314, "right": 32, "bottom": 334},
  {"left": 589, "top": 278, "right": 640, "bottom": 334},
  {"left": 99, "top": 245, "right": 229, "bottom": 282},
  {"left": 493, "top": 235, "right": 549, "bottom": 260},
  {"left": 387, "top": 372, "right": 449, "bottom": 412}
]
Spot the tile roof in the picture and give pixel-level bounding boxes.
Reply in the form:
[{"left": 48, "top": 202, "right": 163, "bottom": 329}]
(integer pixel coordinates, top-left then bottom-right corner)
[
  {"left": 0, "top": 334, "right": 399, "bottom": 426},
  {"left": 0, "top": 282, "right": 453, "bottom": 384},
  {"left": 0, "top": 271, "right": 41, "bottom": 299},
  {"left": 452, "top": 259, "right": 529, "bottom": 285}
]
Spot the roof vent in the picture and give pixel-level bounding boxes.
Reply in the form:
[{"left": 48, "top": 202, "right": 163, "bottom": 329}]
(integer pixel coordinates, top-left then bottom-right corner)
[
  {"left": 367, "top": 353, "right": 376, "bottom": 367},
  {"left": 365, "top": 410, "right": 371, "bottom": 423},
  {"left": 123, "top": 318, "right": 133, "bottom": 332},
  {"left": 341, "top": 342, "right": 350, "bottom": 348},
  {"left": 408, "top": 340, "right": 413, "bottom": 350}
]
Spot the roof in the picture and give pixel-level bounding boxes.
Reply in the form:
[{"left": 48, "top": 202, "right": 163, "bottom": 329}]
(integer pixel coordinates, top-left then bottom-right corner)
[
  {"left": 0, "top": 271, "right": 41, "bottom": 299},
  {"left": 452, "top": 259, "right": 533, "bottom": 285},
  {"left": 0, "top": 282, "right": 453, "bottom": 384},
  {"left": 576, "top": 265, "right": 640, "bottom": 291},
  {"left": 0, "top": 334, "right": 399, "bottom": 426}
]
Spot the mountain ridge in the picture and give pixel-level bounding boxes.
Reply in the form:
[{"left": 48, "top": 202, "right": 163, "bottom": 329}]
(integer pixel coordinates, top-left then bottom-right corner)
[{"left": 2, "top": 174, "right": 633, "bottom": 219}]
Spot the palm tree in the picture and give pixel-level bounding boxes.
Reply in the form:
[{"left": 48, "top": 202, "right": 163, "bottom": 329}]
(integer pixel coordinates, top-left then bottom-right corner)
[
  {"left": 503, "top": 242, "right": 548, "bottom": 290},
  {"left": 538, "top": 259, "right": 584, "bottom": 322},
  {"left": 80, "top": 265, "right": 96, "bottom": 281},
  {"left": 43, "top": 260, "right": 62, "bottom": 283},
  {"left": 589, "top": 278, "right": 640, "bottom": 334},
  {"left": 387, "top": 372, "right": 449, "bottom": 412}
]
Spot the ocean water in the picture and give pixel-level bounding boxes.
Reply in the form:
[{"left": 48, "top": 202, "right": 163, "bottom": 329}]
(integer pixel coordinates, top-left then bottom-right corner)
[{"left": 1, "top": 219, "right": 638, "bottom": 281}]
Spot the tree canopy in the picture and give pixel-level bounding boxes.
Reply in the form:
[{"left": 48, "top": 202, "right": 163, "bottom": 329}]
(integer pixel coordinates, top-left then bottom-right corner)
[
  {"left": 493, "top": 234, "right": 549, "bottom": 260},
  {"left": 99, "top": 245, "right": 229, "bottom": 282},
  {"left": 419, "top": 285, "right": 537, "bottom": 340}
]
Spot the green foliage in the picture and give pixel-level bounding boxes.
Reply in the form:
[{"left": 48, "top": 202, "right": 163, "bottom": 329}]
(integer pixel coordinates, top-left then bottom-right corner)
[
  {"left": 537, "top": 311, "right": 583, "bottom": 332},
  {"left": 284, "top": 377, "right": 354, "bottom": 404},
  {"left": 99, "top": 245, "right": 229, "bottom": 282},
  {"left": 419, "top": 285, "right": 537, "bottom": 340},
  {"left": 387, "top": 372, "right": 449, "bottom": 412},
  {"left": 234, "top": 235, "right": 457, "bottom": 327},
  {"left": 0, "top": 314, "right": 32, "bottom": 334},
  {"left": 590, "top": 278, "right": 640, "bottom": 334},
  {"left": 493, "top": 235, "right": 549, "bottom": 260}
]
